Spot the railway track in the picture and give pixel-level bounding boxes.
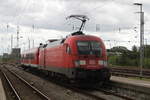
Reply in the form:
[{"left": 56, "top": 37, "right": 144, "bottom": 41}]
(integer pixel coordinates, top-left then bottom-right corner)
[
  {"left": 1, "top": 66, "right": 50, "bottom": 100},
  {"left": 3, "top": 64, "right": 135, "bottom": 100},
  {"left": 41, "top": 76, "right": 134, "bottom": 100},
  {"left": 111, "top": 67, "right": 150, "bottom": 78},
  {"left": 95, "top": 87, "right": 134, "bottom": 100},
  {"left": 69, "top": 87, "right": 134, "bottom": 100},
  {"left": 16, "top": 65, "right": 134, "bottom": 100}
]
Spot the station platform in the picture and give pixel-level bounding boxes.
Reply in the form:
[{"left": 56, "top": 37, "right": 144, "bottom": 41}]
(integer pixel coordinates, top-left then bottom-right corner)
[
  {"left": 111, "top": 76, "right": 150, "bottom": 88},
  {"left": 0, "top": 78, "right": 6, "bottom": 100}
]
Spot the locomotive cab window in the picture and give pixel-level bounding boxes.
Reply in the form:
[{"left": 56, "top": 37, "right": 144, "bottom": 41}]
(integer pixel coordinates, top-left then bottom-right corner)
[
  {"left": 77, "top": 41, "right": 90, "bottom": 55},
  {"left": 91, "top": 42, "right": 101, "bottom": 56},
  {"left": 77, "top": 41, "right": 102, "bottom": 56}
]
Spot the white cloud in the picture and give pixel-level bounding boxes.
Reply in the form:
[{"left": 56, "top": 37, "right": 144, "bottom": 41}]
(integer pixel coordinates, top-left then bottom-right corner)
[{"left": 0, "top": 0, "right": 150, "bottom": 54}]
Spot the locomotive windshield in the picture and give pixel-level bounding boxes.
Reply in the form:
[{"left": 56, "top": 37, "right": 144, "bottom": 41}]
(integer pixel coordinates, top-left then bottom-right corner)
[{"left": 77, "top": 41, "right": 101, "bottom": 56}]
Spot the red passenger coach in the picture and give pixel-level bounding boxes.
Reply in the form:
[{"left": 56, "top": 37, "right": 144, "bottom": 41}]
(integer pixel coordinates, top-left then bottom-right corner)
[{"left": 21, "top": 48, "right": 39, "bottom": 67}]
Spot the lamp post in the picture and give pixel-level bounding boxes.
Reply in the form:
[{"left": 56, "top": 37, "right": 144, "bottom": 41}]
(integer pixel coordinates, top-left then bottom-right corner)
[{"left": 133, "top": 3, "right": 144, "bottom": 78}]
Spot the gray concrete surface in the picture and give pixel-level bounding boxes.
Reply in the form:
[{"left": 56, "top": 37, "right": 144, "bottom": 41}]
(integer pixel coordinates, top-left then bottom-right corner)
[
  {"left": 110, "top": 76, "right": 150, "bottom": 99},
  {"left": 111, "top": 76, "right": 150, "bottom": 88}
]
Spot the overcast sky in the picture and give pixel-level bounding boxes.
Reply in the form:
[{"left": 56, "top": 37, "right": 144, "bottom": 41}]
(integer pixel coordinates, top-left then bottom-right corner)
[{"left": 0, "top": 0, "right": 150, "bottom": 54}]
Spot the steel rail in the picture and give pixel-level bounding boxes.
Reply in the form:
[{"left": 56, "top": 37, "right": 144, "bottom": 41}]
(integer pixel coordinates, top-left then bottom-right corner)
[
  {"left": 4, "top": 67, "right": 50, "bottom": 100},
  {"left": 111, "top": 68, "right": 150, "bottom": 78},
  {"left": 8, "top": 65, "right": 107, "bottom": 100},
  {"left": 8, "top": 64, "right": 133, "bottom": 100},
  {"left": 67, "top": 85, "right": 134, "bottom": 100},
  {"left": 96, "top": 88, "right": 134, "bottom": 100},
  {"left": 68, "top": 87, "right": 106, "bottom": 100},
  {"left": 111, "top": 72, "right": 150, "bottom": 78},
  {"left": 2, "top": 71, "right": 21, "bottom": 100}
]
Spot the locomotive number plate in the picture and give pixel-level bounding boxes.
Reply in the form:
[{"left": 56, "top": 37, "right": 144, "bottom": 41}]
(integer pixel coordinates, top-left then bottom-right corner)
[{"left": 89, "top": 60, "right": 95, "bottom": 65}]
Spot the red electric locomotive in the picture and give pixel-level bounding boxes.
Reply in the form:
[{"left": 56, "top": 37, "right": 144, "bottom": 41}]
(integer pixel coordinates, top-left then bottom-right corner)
[{"left": 21, "top": 15, "right": 111, "bottom": 83}]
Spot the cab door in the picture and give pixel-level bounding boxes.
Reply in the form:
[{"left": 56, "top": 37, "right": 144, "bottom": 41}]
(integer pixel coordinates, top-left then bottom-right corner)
[
  {"left": 39, "top": 47, "right": 46, "bottom": 69},
  {"left": 63, "top": 43, "right": 72, "bottom": 68}
]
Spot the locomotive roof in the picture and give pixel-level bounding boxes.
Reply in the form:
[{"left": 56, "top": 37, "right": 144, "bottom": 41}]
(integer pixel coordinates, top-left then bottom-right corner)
[
  {"left": 66, "top": 34, "right": 102, "bottom": 41},
  {"left": 47, "top": 39, "right": 58, "bottom": 42},
  {"left": 46, "top": 31, "right": 101, "bottom": 44}
]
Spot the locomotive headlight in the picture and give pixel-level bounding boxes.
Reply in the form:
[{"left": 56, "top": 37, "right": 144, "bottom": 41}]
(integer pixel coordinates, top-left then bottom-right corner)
[
  {"left": 98, "top": 60, "right": 107, "bottom": 67},
  {"left": 79, "top": 60, "right": 86, "bottom": 65},
  {"left": 98, "top": 60, "right": 104, "bottom": 65},
  {"left": 103, "top": 61, "right": 107, "bottom": 66},
  {"left": 75, "top": 60, "right": 80, "bottom": 67},
  {"left": 74, "top": 60, "right": 86, "bottom": 67}
]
